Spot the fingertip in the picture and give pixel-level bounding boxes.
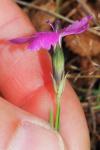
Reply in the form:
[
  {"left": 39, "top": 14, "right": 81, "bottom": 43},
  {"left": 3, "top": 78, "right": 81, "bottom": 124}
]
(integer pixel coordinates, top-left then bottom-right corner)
[
  {"left": 0, "top": 0, "right": 34, "bottom": 39},
  {"left": 8, "top": 120, "right": 65, "bottom": 150},
  {"left": 0, "top": 97, "right": 65, "bottom": 150}
]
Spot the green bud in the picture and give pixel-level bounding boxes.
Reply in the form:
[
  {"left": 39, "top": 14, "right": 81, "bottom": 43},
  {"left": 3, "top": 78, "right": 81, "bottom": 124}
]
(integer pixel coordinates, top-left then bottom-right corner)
[{"left": 52, "top": 44, "right": 64, "bottom": 85}]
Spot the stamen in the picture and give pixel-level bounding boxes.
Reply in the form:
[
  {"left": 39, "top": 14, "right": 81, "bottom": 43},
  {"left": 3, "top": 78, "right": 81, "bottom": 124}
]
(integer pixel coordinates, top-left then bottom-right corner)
[{"left": 46, "top": 20, "right": 55, "bottom": 31}]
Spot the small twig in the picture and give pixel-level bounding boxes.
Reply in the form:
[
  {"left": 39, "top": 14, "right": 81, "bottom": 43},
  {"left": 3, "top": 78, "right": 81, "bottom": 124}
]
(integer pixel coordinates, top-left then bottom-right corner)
[
  {"left": 66, "top": 74, "right": 100, "bottom": 79},
  {"left": 67, "top": 7, "right": 78, "bottom": 18},
  {"left": 76, "top": 0, "right": 96, "bottom": 22},
  {"left": 15, "top": 0, "right": 73, "bottom": 23},
  {"left": 88, "top": 28, "right": 100, "bottom": 36},
  {"left": 56, "top": 0, "right": 62, "bottom": 13}
]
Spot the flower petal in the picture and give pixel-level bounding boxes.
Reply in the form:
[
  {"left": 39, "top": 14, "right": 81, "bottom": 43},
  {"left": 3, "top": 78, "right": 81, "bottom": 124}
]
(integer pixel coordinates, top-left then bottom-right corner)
[
  {"left": 60, "top": 16, "right": 92, "bottom": 37},
  {"left": 28, "top": 32, "right": 59, "bottom": 51},
  {"left": 10, "top": 34, "right": 35, "bottom": 43}
]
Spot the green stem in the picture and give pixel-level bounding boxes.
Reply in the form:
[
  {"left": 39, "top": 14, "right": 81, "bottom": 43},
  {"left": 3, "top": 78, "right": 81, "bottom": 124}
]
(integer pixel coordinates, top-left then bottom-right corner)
[
  {"left": 49, "top": 108, "right": 54, "bottom": 128},
  {"left": 55, "top": 94, "right": 61, "bottom": 131}
]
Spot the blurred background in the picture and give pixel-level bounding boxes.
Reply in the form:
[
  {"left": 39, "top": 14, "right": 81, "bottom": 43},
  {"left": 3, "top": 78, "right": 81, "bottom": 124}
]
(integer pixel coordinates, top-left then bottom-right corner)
[{"left": 15, "top": 0, "right": 100, "bottom": 149}]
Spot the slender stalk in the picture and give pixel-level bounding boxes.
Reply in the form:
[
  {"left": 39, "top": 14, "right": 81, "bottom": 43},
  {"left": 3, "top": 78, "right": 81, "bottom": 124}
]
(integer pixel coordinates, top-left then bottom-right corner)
[
  {"left": 15, "top": 0, "right": 73, "bottom": 23},
  {"left": 65, "top": 74, "right": 100, "bottom": 79},
  {"left": 52, "top": 44, "right": 65, "bottom": 131},
  {"left": 56, "top": 0, "right": 62, "bottom": 13},
  {"left": 49, "top": 108, "right": 54, "bottom": 128},
  {"left": 55, "top": 94, "right": 61, "bottom": 131}
]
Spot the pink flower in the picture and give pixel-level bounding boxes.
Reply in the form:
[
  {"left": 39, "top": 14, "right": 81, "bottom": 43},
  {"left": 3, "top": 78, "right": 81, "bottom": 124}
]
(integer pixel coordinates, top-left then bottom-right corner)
[{"left": 10, "top": 16, "right": 92, "bottom": 51}]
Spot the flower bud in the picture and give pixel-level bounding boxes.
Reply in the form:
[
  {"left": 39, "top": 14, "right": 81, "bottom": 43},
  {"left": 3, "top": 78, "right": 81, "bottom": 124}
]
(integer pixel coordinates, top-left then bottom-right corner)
[{"left": 52, "top": 44, "right": 64, "bottom": 85}]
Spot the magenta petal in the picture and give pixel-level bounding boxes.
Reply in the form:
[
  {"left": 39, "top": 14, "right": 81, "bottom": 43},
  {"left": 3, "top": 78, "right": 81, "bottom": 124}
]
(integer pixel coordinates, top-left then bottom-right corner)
[
  {"left": 10, "top": 34, "right": 35, "bottom": 44},
  {"left": 28, "top": 40, "right": 51, "bottom": 51},
  {"left": 28, "top": 32, "right": 59, "bottom": 51},
  {"left": 60, "top": 16, "right": 92, "bottom": 37}
]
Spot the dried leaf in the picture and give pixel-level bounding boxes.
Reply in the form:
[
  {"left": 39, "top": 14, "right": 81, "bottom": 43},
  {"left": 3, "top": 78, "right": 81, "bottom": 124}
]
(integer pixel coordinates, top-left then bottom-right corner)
[{"left": 64, "top": 31, "right": 100, "bottom": 57}]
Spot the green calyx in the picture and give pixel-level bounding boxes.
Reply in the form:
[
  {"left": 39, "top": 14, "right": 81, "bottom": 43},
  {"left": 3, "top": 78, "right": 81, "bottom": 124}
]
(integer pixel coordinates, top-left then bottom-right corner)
[{"left": 52, "top": 44, "right": 64, "bottom": 86}]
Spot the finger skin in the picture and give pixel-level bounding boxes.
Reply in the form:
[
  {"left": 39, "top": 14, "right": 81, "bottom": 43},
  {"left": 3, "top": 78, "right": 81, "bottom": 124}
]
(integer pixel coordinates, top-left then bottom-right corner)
[
  {"left": 0, "top": 0, "right": 34, "bottom": 39},
  {"left": 0, "top": 97, "right": 64, "bottom": 150},
  {"left": 0, "top": 0, "right": 90, "bottom": 150},
  {"left": 60, "top": 83, "right": 90, "bottom": 150}
]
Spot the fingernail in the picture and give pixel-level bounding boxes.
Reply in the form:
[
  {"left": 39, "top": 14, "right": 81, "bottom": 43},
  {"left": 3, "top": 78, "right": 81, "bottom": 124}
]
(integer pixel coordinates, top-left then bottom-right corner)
[{"left": 7, "top": 121, "right": 65, "bottom": 150}]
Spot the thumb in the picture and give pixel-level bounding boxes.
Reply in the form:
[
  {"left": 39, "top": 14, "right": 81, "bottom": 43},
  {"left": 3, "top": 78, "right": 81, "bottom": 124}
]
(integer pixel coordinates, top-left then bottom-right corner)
[{"left": 0, "top": 97, "right": 64, "bottom": 150}]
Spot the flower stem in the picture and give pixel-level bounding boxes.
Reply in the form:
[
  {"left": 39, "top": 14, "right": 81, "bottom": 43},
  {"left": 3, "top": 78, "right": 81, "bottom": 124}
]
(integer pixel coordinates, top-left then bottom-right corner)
[
  {"left": 55, "top": 95, "right": 61, "bottom": 131},
  {"left": 49, "top": 108, "right": 54, "bottom": 128},
  {"left": 51, "top": 43, "right": 65, "bottom": 131}
]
